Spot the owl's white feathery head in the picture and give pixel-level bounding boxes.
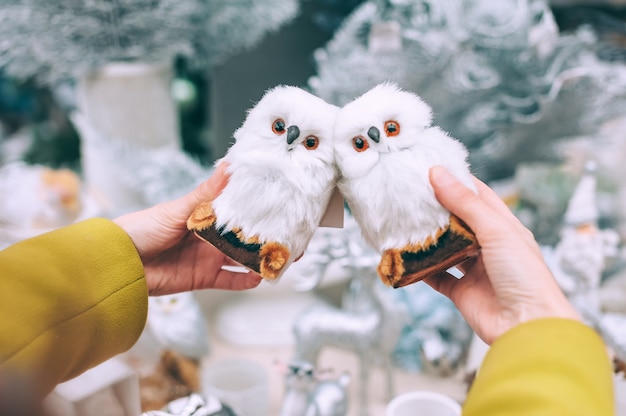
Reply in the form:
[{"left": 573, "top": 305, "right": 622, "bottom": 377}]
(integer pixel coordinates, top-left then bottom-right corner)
[
  {"left": 345, "top": 83, "right": 432, "bottom": 125},
  {"left": 230, "top": 85, "right": 338, "bottom": 167},
  {"left": 333, "top": 83, "right": 434, "bottom": 178}
]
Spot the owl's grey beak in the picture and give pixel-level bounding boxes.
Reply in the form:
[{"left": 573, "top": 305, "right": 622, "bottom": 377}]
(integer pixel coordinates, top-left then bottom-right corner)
[
  {"left": 367, "top": 126, "right": 380, "bottom": 143},
  {"left": 287, "top": 125, "right": 300, "bottom": 145}
]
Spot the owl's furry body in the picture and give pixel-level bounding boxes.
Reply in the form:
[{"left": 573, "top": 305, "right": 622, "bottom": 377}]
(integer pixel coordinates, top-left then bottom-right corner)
[
  {"left": 335, "top": 83, "right": 475, "bottom": 251},
  {"left": 334, "top": 83, "right": 478, "bottom": 286},
  {"left": 189, "top": 86, "right": 339, "bottom": 279}
]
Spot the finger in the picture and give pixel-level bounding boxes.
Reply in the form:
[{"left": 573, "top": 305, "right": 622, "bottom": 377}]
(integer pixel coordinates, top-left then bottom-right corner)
[
  {"left": 422, "top": 271, "right": 461, "bottom": 301},
  {"left": 451, "top": 255, "right": 479, "bottom": 276},
  {"left": 222, "top": 256, "right": 243, "bottom": 267},
  {"left": 471, "top": 177, "right": 537, "bottom": 241},
  {"left": 472, "top": 177, "right": 519, "bottom": 223},
  {"left": 212, "top": 267, "right": 262, "bottom": 290},
  {"left": 429, "top": 166, "right": 499, "bottom": 233},
  {"left": 183, "top": 162, "right": 231, "bottom": 215},
  {"left": 191, "top": 161, "right": 230, "bottom": 204}
]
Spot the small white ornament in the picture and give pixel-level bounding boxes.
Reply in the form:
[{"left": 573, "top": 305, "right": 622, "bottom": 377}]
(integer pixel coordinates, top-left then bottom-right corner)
[
  {"left": 279, "top": 360, "right": 350, "bottom": 416},
  {"left": 147, "top": 292, "right": 210, "bottom": 360},
  {"left": 0, "top": 162, "right": 82, "bottom": 230},
  {"left": 333, "top": 83, "right": 479, "bottom": 287},
  {"left": 551, "top": 161, "right": 620, "bottom": 312},
  {"left": 187, "top": 86, "right": 339, "bottom": 281}
]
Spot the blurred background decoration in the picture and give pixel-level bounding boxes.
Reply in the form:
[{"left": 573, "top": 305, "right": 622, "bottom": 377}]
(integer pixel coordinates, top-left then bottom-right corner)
[
  {"left": 0, "top": 0, "right": 300, "bottom": 85},
  {"left": 2, "top": 0, "right": 626, "bottom": 414},
  {"left": 0, "top": 0, "right": 303, "bottom": 217},
  {"left": 309, "top": 0, "right": 626, "bottom": 182}
]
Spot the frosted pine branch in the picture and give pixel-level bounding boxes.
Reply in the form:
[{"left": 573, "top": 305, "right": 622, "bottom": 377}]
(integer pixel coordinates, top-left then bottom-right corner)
[{"left": 0, "top": 0, "right": 299, "bottom": 84}]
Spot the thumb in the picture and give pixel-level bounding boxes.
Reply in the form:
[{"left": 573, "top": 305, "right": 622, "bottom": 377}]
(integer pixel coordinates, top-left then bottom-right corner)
[
  {"left": 429, "top": 165, "right": 491, "bottom": 232},
  {"left": 180, "top": 162, "right": 230, "bottom": 216}
]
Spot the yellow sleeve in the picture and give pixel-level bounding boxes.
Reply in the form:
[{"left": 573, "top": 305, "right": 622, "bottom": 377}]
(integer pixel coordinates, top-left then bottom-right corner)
[
  {"left": 464, "top": 318, "right": 614, "bottom": 416},
  {"left": 0, "top": 218, "right": 148, "bottom": 396}
]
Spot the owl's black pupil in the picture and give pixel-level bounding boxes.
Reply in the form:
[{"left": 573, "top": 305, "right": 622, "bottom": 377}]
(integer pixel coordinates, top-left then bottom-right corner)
[
  {"left": 306, "top": 137, "right": 316, "bottom": 147},
  {"left": 274, "top": 120, "right": 285, "bottom": 132},
  {"left": 355, "top": 138, "right": 364, "bottom": 149},
  {"left": 387, "top": 124, "right": 397, "bottom": 133}
]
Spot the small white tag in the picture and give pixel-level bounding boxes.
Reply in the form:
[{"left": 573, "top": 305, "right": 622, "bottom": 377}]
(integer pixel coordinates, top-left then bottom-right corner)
[
  {"left": 221, "top": 265, "right": 250, "bottom": 273},
  {"left": 318, "top": 186, "right": 345, "bottom": 228},
  {"left": 447, "top": 266, "right": 464, "bottom": 279}
]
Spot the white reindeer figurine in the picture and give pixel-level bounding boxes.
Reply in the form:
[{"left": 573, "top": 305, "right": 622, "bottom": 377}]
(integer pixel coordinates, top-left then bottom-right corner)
[
  {"left": 279, "top": 359, "right": 350, "bottom": 416},
  {"left": 292, "top": 262, "right": 409, "bottom": 416}
]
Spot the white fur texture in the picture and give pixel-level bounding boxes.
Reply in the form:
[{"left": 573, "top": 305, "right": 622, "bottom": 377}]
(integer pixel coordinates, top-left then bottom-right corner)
[
  {"left": 147, "top": 292, "right": 210, "bottom": 360},
  {"left": 333, "top": 83, "right": 476, "bottom": 251},
  {"left": 212, "top": 86, "right": 339, "bottom": 263}
]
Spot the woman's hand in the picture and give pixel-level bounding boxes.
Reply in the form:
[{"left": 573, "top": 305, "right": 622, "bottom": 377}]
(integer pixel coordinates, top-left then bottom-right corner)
[
  {"left": 424, "top": 166, "right": 580, "bottom": 344},
  {"left": 114, "top": 163, "right": 262, "bottom": 295}
]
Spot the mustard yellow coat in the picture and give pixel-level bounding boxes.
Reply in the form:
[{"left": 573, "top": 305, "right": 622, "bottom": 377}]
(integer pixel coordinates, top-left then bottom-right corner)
[
  {"left": 464, "top": 318, "right": 615, "bottom": 415},
  {"left": 0, "top": 219, "right": 616, "bottom": 415},
  {"left": 0, "top": 218, "right": 147, "bottom": 395}
]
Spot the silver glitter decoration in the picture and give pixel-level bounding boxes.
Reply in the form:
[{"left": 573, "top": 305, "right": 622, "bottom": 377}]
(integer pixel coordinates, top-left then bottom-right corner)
[{"left": 292, "top": 261, "right": 410, "bottom": 416}]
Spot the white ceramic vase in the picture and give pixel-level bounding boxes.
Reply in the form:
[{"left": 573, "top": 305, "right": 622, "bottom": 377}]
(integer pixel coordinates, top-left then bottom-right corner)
[{"left": 74, "top": 62, "right": 182, "bottom": 215}]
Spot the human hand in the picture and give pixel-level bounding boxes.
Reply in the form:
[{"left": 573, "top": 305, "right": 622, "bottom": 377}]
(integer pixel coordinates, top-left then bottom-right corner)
[
  {"left": 424, "top": 166, "right": 580, "bottom": 344},
  {"left": 114, "top": 163, "right": 262, "bottom": 296}
]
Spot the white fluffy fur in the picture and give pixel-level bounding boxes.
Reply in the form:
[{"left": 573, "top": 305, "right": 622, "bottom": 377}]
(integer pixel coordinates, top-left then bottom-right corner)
[
  {"left": 212, "top": 86, "right": 339, "bottom": 263},
  {"left": 147, "top": 292, "right": 209, "bottom": 360},
  {"left": 334, "top": 83, "right": 476, "bottom": 251}
]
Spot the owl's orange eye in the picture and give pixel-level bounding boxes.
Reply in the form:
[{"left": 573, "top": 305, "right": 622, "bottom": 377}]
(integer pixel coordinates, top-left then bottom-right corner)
[
  {"left": 303, "top": 136, "right": 319, "bottom": 150},
  {"left": 352, "top": 136, "right": 369, "bottom": 152},
  {"left": 384, "top": 120, "right": 400, "bottom": 136},
  {"left": 272, "top": 119, "right": 286, "bottom": 135}
]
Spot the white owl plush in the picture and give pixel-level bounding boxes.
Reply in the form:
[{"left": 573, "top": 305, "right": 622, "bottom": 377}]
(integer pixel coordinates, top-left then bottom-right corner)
[
  {"left": 147, "top": 292, "right": 210, "bottom": 360},
  {"left": 187, "top": 86, "right": 339, "bottom": 280},
  {"left": 333, "top": 83, "right": 480, "bottom": 288}
]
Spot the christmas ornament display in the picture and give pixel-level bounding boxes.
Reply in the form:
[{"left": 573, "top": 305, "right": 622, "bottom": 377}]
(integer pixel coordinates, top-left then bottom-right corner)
[{"left": 292, "top": 264, "right": 409, "bottom": 415}]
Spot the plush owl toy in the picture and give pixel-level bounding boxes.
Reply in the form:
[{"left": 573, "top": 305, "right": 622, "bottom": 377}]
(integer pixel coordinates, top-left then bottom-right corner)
[
  {"left": 187, "top": 86, "right": 339, "bottom": 280},
  {"left": 333, "top": 83, "right": 480, "bottom": 288}
]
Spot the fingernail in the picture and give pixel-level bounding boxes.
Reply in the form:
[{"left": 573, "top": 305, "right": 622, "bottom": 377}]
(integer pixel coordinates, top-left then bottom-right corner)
[
  {"left": 430, "top": 165, "right": 457, "bottom": 186},
  {"left": 248, "top": 274, "right": 263, "bottom": 288},
  {"left": 214, "top": 161, "right": 229, "bottom": 178}
]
